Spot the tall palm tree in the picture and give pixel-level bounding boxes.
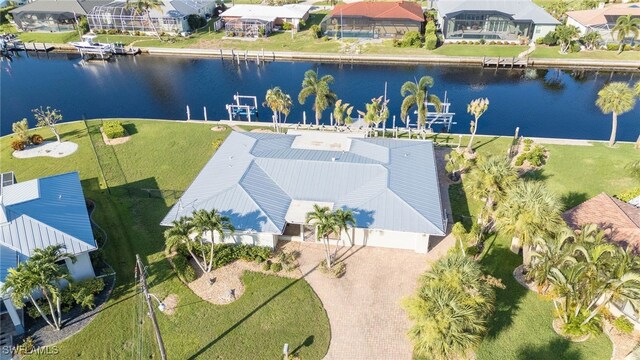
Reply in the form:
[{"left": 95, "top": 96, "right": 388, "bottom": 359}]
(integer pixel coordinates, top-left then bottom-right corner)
[
  {"left": 298, "top": 70, "right": 337, "bottom": 126},
  {"left": 164, "top": 216, "right": 207, "bottom": 273},
  {"left": 333, "top": 99, "right": 353, "bottom": 126},
  {"left": 612, "top": 15, "right": 640, "bottom": 53},
  {"left": 2, "top": 245, "right": 75, "bottom": 331},
  {"left": 530, "top": 229, "right": 576, "bottom": 293},
  {"left": 400, "top": 75, "right": 441, "bottom": 130},
  {"left": 463, "top": 155, "right": 517, "bottom": 227},
  {"left": 496, "top": 181, "right": 563, "bottom": 265},
  {"left": 404, "top": 254, "right": 494, "bottom": 360},
  {"left": 333, "top": 208, "right": 356, "bottom": 246},
  {"left": 305, "top": 204, "right": 340, "bottom": 268},
  {"left": 263, "top": 87, "right": 292, "bottom": 131},
  {"left": 595, "top": 82, "right": 636, "bottom": 147},
  {"left": 192, "top": 209, "right": 235, "bottom": 272},
  {"left": 466, "top": 98, "right": 489, "bottom": 151},
  {"left": 126, "top": 0, "right": 163, "bottom": 40}
]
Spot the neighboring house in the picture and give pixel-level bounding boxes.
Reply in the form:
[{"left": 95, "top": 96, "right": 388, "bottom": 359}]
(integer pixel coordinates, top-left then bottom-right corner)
[
  {"left": 566, "top": 3, "right": 640, "bottom": 44},
  {"left": 219, "top": 4, "right": 311, "bottom": 37},
  {"left": 320, "top": 1, "right": 425, "bottom": 39},
  {"left": 87, "top": 0, "right": 216, "bottom": 35},
  {"left": 0, "top": 172, "right": 97, "bottom": 336},
  {"left": 10, "top": 0, "right": 111, "bottom": 32},
  {"left": 563, "top": 192, "right": 640, "bottom": 329},
  {"left": 162, "top": 131, "right": 447, "bottom": 254},
  {"left": 435, "top": 0, "right": 559, "bottom": 42}
]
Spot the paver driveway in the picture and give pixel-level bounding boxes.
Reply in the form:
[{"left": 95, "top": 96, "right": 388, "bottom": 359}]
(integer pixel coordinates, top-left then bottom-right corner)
[{"left": 283, "top": 233, "right": 454, "bottom": 360}]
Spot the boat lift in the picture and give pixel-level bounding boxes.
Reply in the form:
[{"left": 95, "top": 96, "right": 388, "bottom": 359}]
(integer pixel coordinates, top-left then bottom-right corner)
[{"left": 225, "top": 93, "right": 259, "bottom": 121}]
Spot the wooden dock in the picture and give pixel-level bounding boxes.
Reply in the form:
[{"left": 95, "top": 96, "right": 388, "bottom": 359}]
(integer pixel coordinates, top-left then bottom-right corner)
[
  {"left": 23, "top": 42, "right": 54, "bottom": 52},
  {"left": 482, "top": 56, "right": 528, "bottom": 68}
]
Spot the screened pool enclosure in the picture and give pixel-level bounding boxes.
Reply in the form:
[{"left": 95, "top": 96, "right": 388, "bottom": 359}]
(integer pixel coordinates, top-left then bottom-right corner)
[
  {"left": 443, "top": 12, "right": 534, "bottom": 40},
  {"left": 87, "top": 3, "right": 185, "bottom": 34}
]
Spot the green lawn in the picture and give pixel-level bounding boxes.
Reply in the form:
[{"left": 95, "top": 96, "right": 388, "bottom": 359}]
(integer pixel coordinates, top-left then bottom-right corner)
[
  {"left": 363, "top": 43, "right": 528, "bottom": 57},
  {"left": 531, "top": 46, "right": 640, "bottom": 60},
  {"left": 19, "top": 30, "right": 80, "bottom": 44},
  {"left": 446, "top": 135, "right": 639, "bottom": 359},
  {"left": 0, "top": 120, "right": 330, "bottom": 359}
]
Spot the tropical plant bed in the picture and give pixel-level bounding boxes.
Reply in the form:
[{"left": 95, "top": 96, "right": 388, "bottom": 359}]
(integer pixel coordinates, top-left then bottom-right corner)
[
  {"left": 552, "top": 318, "right": 592, "bottom": 343},
  {"left": 22, "top": 274, "right": 115, "bottom": 349},
  {"left": 100, "top": 127, "right": 130, "bottom": 146}
]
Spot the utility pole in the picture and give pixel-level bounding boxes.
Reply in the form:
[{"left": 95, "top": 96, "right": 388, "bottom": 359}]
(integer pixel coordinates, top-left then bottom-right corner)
[{"left": 136, "top": 254, "right": 168, "bottom": 360}]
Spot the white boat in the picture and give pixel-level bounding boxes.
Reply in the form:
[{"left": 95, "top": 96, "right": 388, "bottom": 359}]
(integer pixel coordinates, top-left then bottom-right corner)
[{"left": 69, "top": 34, "right": 113, "bottom": 56}]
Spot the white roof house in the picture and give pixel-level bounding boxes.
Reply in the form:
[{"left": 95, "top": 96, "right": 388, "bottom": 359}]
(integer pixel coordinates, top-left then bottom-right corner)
[
  {"left": 162, "top": 132, "right": 447, "bottom": 253},
  {"left": 0, "top": 172, "right": 97, "bottom": 336},
  {"left": 566, "top": 3, "right": 640, "bottom": 42}
]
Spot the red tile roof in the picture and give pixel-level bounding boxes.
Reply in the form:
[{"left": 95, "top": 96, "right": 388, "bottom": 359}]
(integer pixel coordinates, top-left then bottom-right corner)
[
  {"left": 562, "top": 192, "right": 640, "bottom": 253},
  {"left": 330, "top": 1, "right": 424, "bottom": 22}
]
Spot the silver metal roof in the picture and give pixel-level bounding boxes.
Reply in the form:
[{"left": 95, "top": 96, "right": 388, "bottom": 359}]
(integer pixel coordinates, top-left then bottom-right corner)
[
  {"left": 162, "top": 132, "right": 446, "bottom": 236},
  {"left": 435, "top": 0, "right": 560, "bottom": 25}
]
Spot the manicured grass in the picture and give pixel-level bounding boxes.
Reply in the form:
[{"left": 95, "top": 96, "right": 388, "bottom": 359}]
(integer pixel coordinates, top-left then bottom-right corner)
[
  {"left": 363, "top": 43, "right": 528, "bottom": 57},
  {"left": 531, "top": 45, "right": 640, "bottom": 60},
  {"left": 446, "top": 135, "right": 637, "bottom": 359},
  {"left": 19, "top": 31, "right": 80, "bottom": 44},
  {"left": 0, "top": 120, "right": 330, "bottom": 359}
]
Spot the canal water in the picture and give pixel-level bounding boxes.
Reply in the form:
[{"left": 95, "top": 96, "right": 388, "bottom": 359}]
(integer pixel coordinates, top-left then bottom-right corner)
[{"left": 2, "top": 53, "right": 639, "bottom": 141}]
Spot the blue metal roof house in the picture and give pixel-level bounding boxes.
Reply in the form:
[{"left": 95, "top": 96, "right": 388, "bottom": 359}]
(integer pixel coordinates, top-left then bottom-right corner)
[
  {"left": 162, "top": 131, "right": 447, "bottom": 254},
  {"left": 0, "top": 171, "right": 97, "bottom": 335}
]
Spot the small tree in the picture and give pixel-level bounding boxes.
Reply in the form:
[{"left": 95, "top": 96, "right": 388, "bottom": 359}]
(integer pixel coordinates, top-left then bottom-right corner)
[
  {"left": 333, "top": 99, "right": 354, "bottom": 126},
  {"left": 306, "top": 205, "right": 340, "bottom": 269},
  {"left": 358, "top": 96, "right": 389, "bottom": 135},
  {"left": 192, "top": 209, "right": 235, "bottom": 273},
  {"left": 555, "top": 24, "right": 579, "bottom": 54},
  {"left": 32, "top": 107, "right": 62, "bottom": 143},
  {"left": 581, "top": 31, "right": 601, "bottom": 50},
  {"left": 12, "top": 118, "right": 29, "bottom": 143},
  {"left": 466, "top": 98, "right": 489, "bottom": 152}
]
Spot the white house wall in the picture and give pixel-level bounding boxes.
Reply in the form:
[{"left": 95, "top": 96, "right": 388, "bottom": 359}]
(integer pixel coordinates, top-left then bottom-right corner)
[
  {"left": 302, "top": 228, "right": 431, "bottom": 253},
  {"left": 207, "top": 231, "right": 277, "bottom": 248},
  {"left": 566, "top": 17, "right": 587, "bottom": 35},
  {"left": 532, "top": 24, "right": 557, "bottom": 40},
  {"left": 65, "top": 252, "right": 95, "bottom": 281}
]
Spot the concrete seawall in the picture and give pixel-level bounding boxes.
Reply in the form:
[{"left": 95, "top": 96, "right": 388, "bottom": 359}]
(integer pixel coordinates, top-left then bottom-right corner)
[{"left": 45, "top": 44, "right": 640, "bottom": 71}]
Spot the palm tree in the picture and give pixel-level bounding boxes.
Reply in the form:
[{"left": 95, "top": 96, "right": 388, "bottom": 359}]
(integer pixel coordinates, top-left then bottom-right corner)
[
  {"left": 164, "top": 216, "right": 207, "bottom": 273},
  {"left": 2, "top": 245, "right": 75, "bottom": 331},
  {"left": 358, "top": 96, "right": 389, "bottom": 135},
  {"left": 403, "top": 254, "right": 494, "bottom": 360},
  {"left": 305, "top": 204, "right": 340, "bottom": 268},
  {"left": 496, "top": 181, "right": 563, "bottom": 265},
  {"left": 192, "top": 209, "right": 235, "bottom": 272},
  {"left": 333, "top": 208, "right": 356, "bottom": 246},
  {"left": 126, "top": 0, "right": 163, "bottom": 40},
  {"left": 263, "top": 87, "right": 292, "bottom": 131},
  {"left": 333, "top": 99, "right": 353, "bottom": 126},
  {"left": 466, "top": 98, "right": 489, "bottom": 151},
  {"left": 595, "top": 82, "right": 637, "bottom": 147},
  {"left": 612, "top": 15, "right": 640, "bottom": 53},
  {"left": 530, "top": 229, "right": 576, "bottom": 293},
  {"left": 555, "top": 24, "right": 579, "bottom": 54},
  {"left": 298, "top": 70, "right": 337, "bottom": 125},
  {"left": 463, "top": 155, "right": 517, "bottom": 228},
  {"left": 400, "top": 75, "right": 441, "bottom": 130},
  {"left": 581, "top": 31, "right": 601, "bottom": 51}
]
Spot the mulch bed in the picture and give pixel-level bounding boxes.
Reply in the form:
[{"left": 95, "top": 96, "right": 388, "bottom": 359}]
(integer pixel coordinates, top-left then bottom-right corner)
[{"left": 21, "top": 274, "right": 115, "bottom": 348}]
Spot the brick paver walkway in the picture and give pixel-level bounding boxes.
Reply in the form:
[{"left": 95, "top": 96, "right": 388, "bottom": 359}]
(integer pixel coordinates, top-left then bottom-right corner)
[{"left": 284, "top": 233, "right": 454, "bottom": 360}]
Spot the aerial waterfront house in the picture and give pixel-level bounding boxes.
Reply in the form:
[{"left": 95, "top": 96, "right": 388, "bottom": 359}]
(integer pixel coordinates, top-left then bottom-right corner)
[
  {"left": 162, "top": 131, "right": 447, "bottom": 254},
  {"left": 563, "top": 192, "right": 640, "bottom": 329},
  {"left": 219, "top": 4, "right": 311, "bottom": 37},
  {"left": 10, "top": 0, "right": 111, "bottom": 32},
  {"left": 0, "top": 172, "right": 97, "bottom": 336},
  {"left": 566, "top": 3, "right": 640, "bottom": 44},
  {"left": 87, "top": 0, "right": 216, "bottom": 35},
  {"left": 434, "top": 0, "right": 559, "bottom": 42},
  {"left": 320, "top": 1, "right": 425, "bottom": 39}
]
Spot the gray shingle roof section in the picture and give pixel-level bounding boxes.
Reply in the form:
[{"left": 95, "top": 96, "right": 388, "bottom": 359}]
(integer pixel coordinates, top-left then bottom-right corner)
[
  {"left": 162, "top": 132, "right": 446, "bottom": 236},
  {"left": 436, "top": 0, "right": 560, "bottom": 24}
]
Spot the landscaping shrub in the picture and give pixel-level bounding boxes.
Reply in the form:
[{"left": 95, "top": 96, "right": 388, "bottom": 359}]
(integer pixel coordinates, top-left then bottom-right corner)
[
  {"left": 11, "top": 139, "right": 26, "bottom": 151},
  {"left": 570, "top": 41, "right": 581, "bottom": 53},
  {"left": 15, "top": 337, "right": 34, "bottom": 356},
  {"left": 30, "top": 134, "right": 44, "bottom": 145},
  {"left": 617, "top": 187, "right": 640, "bottom": 202},
  {"left": 310, "top": 24, "right": 321, "bottom": 39},
  {"left": 516, "top": 145, "right": 546, "bottom": 167},
  {"left": 425, "top": 21, "right": 436, "bottom": 35},
  {"left": 262, "top": 260, "right": 272, "bottom": 271},
  {"left": 78, "top": 17, "right": 89, "bottom": 34},
  {"left": 103, "top": 120, "right": 126, "bottom": 139},
  {"left": 319, "top": 260, "right": 346, "bottom": 278},
  {"left": 278, "top": 251, "right": 298, "bottom": 271},
  {"left": 282, "top": 22, "right": 292, "bottom": 31},
  {"left": 613, "top": 316, "right": 634, "bottom": 334},
  {"left": 90, "top": 248, "right": 106, "bottom": 270},
  {"left": 270, "top": 262, "right": 283, "bottom": 272},
  {"left": 425, "top": 33, "right": 438, "bottom": 50},
  {"left": 12, "top": 118, "right": 29, "bottom": 143},
  {"left": 479, "top": 38, "right": 486, "bottom": 44},
  {"left": 212, "top": 138, "right": 223, "bottom": 150},
  {"left": 393, "top": 31, "right": 421, "bottom": 48},
  {"left": 192, "top": 243, "right": 272, "bottom": 270},
  {"left": 172, "top": 253, "right": 197, "bottom": 282},
  {"left": 542, "top": 31, "right": 558, "bottom": 46},
  {"left": 66, "top": 278, "right": 106, "bottom": 310},
  {"left": 187, "top": 14, "right": 206, "bottom": 31}
]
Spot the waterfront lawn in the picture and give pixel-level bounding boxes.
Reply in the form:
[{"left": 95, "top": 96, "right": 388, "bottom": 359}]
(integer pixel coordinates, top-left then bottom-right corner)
[
  {"left": 531, "top": 45, "right": 640, "bottom": 60},
  {"left": 447, "top": 136, "right": 639, "bottom": 359},
  {"left": 363, "top": 43, "right": 528, "bottom": 57},
  {"left": 0, "top": 120, "right": 331, "bottom": 359},
  {"left": 19, "top": 31, "right": 80, "bottom": 44}
]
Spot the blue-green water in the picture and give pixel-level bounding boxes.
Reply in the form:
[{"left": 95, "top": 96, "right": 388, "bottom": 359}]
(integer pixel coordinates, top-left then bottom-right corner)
[{"left": 2, "top": 53, "right": 639, "bottom": 141}]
